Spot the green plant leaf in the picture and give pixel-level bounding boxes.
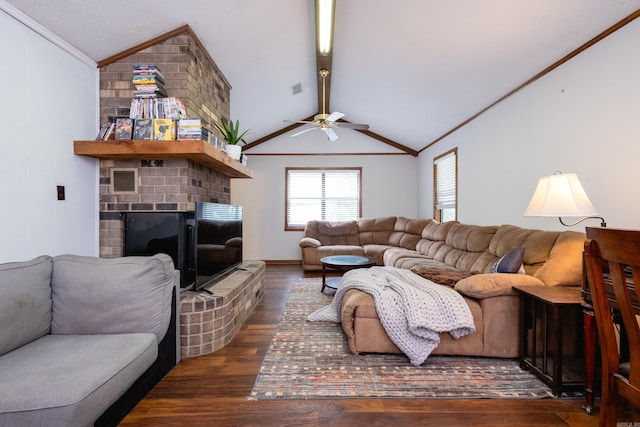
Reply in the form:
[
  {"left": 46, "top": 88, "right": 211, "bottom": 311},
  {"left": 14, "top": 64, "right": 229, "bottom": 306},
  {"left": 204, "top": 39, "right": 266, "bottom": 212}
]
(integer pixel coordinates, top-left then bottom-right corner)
[{"left": 214, "top": 118, "right": 250, "bottom": 145}]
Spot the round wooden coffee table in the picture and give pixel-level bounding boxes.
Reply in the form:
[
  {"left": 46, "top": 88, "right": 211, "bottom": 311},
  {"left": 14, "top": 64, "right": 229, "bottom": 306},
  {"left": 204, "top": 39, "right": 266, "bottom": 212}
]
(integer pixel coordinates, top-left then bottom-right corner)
[{"left": 320, "top": 255, "right": 377, "bottom": 293}]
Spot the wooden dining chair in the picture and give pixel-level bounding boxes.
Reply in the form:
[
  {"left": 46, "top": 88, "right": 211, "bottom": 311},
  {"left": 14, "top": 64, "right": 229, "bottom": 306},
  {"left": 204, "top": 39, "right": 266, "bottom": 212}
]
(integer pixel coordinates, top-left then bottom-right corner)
[{"left": 584, "top": 227, "right": 640, "bottom": 426}]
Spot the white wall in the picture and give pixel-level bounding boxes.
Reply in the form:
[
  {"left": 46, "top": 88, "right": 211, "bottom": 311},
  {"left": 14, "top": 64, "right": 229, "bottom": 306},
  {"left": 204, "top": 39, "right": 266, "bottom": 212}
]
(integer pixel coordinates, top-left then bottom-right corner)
[
  {"left": 6, "top": 4, "right": 634, "bottom": 265},
  {"left": 0, "top": 8, "right": 99, "bottom": 262},
  {"left": 419, "top": 18, "right": 640, "bottom": 233},
  {"left": 232, "top": 129, "right": 419, "bottom": 261}
]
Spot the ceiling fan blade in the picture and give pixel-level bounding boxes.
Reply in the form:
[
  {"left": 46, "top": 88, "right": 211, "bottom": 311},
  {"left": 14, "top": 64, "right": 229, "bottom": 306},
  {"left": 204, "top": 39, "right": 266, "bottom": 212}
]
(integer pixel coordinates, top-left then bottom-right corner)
[
  {"left": 325, "top": 111, "right": 345, "bottom": 122},
  {"left": 290, "top": 127, "right": 317, "bottom": 137},
  {"left": 324, "top": 127, "right": 340, "bottom": 142},
  {"left": 284, "top": 120, "right": 315, "bottom": 124},
  {"left": 336, "top": 123, "right": 369, "bottom": 130}
]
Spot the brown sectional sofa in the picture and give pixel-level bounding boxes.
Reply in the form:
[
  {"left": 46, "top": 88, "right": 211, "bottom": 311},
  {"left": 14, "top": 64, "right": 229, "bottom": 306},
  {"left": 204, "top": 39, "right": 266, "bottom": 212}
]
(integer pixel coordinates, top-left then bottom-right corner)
[
  {"left": 299, "top": 217, "right": 585, "bottom": 359},
  {"left": 300, "top": 216, "right": 430, "bottom": 270}
]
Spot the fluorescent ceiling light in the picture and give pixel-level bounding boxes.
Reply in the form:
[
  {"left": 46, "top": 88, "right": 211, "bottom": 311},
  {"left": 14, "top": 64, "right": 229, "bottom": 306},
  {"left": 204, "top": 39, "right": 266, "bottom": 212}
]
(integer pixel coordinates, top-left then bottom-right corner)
[{"left": 316, "top": 0, "right": 335, "bottom": 55}]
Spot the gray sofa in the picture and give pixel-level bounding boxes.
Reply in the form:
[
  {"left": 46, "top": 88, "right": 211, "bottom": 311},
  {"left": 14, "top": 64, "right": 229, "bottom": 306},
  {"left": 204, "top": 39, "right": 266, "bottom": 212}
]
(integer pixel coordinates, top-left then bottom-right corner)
[{"left": 0, "top": 254, "right": 179, "bottom": 427}]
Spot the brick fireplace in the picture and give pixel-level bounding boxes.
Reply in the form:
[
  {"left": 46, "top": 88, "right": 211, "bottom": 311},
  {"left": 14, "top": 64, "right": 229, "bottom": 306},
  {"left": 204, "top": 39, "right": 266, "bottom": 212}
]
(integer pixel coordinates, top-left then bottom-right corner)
[
  {"left": 92, "top": 26, "right": 264, "bottom": 358},
  {"left": 99, "top": 158, "right": 230, "bottom": 258},
  {"left": 97, "top": 25, "right": 233, "bottom": 258}
]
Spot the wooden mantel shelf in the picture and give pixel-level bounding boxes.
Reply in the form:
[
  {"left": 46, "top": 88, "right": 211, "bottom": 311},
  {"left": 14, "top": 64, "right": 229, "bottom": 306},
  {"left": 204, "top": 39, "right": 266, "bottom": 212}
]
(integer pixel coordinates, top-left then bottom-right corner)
[{"left": 74, "top": 140, "right": 253, "bottom": 178}]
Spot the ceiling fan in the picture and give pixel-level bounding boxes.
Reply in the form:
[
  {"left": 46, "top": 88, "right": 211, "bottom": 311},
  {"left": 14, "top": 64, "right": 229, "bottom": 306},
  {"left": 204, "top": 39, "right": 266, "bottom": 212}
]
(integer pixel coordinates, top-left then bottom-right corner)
[{"left": 284, "top": 69, "right": 369, "bottom": 142}]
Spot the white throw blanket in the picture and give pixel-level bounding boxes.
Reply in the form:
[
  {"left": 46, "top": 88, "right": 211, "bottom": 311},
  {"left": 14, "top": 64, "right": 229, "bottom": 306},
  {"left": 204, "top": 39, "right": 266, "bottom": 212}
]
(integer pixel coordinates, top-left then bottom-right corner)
[{"left": 308, "top": 266, "right": 475, "bottom": 366}]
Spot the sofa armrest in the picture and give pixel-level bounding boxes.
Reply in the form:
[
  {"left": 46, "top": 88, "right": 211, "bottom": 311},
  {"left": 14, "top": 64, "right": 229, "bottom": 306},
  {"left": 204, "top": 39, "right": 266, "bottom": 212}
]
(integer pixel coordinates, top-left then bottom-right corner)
[
  {"left": 454, "top": 273, "right": 545, "bottom": 299},
  {"left": 299, "top": 237, "right": 321, "bottom": 248}
]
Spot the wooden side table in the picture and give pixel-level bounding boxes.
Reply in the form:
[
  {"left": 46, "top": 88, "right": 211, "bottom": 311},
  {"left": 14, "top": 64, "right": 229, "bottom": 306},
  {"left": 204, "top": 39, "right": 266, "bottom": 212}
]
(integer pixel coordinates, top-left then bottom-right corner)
[{"left": 513, "top": 285, "right": 585, "bottom": 396}]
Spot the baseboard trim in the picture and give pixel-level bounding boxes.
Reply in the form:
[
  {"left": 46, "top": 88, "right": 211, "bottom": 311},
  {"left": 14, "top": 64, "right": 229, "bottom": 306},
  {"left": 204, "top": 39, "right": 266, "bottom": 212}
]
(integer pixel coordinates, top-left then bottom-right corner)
[{"left": 263, "top": 260, "right": 301, "bottom": 266}]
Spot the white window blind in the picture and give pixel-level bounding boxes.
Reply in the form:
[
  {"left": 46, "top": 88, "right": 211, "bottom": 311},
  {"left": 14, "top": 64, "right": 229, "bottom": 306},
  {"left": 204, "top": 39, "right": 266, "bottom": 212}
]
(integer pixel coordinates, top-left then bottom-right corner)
[
  {"left": 286, "top": 168, "right": 360, "bottom": 229},
  {"left": 199, "top": 203, "right": 242, "bottom": 221},
  {"left": 434, "top": 150, "right": 457, "bottom": 221}
]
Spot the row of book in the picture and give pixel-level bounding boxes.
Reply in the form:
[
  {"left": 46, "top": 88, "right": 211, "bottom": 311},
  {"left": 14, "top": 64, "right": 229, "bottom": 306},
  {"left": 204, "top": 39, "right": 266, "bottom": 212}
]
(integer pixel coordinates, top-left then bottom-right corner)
[
  {"left": 133, "top": 64, "right": 167, "bottom": 98},
  {"left": 93, "top": 65, "right": 217, "bottom": 144},
  {"left": 129, "top": 96, "right": 186, "bottom": 120},
  {"left": 177, "top": 119, "right": 212, "bottom": 141},
  {"left": 96, "top": 118, "right": 215, "bottom": 143}
]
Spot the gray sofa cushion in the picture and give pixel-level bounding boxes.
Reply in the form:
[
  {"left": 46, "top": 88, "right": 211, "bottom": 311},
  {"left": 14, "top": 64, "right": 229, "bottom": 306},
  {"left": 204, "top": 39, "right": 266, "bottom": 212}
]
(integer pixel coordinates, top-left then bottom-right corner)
[
  {"left": 0, "top": 333, "right": 157, "bottom": 427},
  {"left": 0, "top": 256, "right": 52, "bottom": 357},
  {"left": 51, "top": 254, "right": 176, "bottom": 342}
]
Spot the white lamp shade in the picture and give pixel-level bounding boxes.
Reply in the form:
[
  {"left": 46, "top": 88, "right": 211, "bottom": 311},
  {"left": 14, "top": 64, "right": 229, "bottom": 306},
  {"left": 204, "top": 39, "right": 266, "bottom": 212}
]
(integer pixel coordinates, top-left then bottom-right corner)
[{"left": 523, "top": 173, "right": 599, "bottom": 217}]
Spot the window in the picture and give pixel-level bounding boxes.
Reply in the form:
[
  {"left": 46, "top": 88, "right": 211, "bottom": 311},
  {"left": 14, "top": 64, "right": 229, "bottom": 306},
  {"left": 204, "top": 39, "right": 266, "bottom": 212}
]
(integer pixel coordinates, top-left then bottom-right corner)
[
  {"left": 434, "top": 148, "right": 457, "bottom": 222},
  {"left": 286, "top": 167, "right": 361, "bottom": 230}
]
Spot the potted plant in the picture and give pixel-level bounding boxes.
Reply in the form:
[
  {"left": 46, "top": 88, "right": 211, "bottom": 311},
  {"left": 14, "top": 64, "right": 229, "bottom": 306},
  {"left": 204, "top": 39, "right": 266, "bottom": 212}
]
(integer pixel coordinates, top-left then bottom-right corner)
[{"left": 213, "top": 118, "right": 250, "bottom": 160}]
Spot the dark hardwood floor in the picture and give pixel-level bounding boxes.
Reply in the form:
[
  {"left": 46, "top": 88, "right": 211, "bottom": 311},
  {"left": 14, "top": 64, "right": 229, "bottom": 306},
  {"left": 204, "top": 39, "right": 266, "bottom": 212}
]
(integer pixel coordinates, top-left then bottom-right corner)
[{"left": 120, "top": 265, "right": 636, "bottom": 426}]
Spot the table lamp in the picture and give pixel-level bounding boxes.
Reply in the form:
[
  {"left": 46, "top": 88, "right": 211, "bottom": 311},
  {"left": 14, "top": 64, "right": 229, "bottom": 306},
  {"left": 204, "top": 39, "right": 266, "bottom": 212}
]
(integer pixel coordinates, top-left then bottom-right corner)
[{"left": 523, "top": 172, "right": 606, "bottom": 227}]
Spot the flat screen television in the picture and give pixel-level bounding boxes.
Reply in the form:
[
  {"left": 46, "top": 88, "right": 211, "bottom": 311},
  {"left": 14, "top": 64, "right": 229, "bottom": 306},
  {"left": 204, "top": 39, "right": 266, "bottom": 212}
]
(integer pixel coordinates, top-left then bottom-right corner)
[
  {"left": 193, "top": 202, "right": 243, "bottom": 291},
  {"left": 123, "top": 202, "right": 243, "bottom": 292}
]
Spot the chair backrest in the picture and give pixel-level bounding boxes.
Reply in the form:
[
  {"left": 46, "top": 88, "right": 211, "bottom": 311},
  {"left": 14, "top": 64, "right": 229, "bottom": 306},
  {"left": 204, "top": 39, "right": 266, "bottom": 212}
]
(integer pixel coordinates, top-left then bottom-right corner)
[{"left": 584, "top": 227, "right": 640, "bottom": 425}]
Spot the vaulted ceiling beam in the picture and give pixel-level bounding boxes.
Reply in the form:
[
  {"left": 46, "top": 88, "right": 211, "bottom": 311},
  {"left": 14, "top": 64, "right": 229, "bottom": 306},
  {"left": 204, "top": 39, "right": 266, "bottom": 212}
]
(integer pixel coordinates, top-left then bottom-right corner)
[{"left": 245, "top": 0, "right": 416, "bottom": 156}]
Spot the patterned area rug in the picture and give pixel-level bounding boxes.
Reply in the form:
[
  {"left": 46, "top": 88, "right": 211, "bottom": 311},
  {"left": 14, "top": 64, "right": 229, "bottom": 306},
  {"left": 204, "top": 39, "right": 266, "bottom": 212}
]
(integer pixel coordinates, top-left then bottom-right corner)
[{"left": 249, "top": 278, "right": 565, "bottom": 400}]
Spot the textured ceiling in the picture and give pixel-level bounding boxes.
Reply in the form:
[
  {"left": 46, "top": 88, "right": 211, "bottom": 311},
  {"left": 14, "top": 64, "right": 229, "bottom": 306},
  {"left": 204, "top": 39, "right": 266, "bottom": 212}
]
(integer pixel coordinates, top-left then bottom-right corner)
[{"left": 5, "top": 0, "right": 640, "bottom": 151}]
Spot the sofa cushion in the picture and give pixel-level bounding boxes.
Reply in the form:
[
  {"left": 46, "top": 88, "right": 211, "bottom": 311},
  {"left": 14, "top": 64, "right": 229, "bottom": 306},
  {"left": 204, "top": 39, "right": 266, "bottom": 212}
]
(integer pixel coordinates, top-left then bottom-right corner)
[
  {"left": 301, "top": 245, "right": 365, "bottom": 267},
  {"left": 358, "top": 216, "right": 396, "bottom": 245},
  {"left": 410, "top": 267, "right": 480, "bottom": 287},
  {"left": 383, "top": 247, "right": 423, "bottom": 268},
  {"left": 415, "top": 220, "right": 457, "bottom": 257},
  {"left": 489, "top": 247, "right": 525, "bottom": 274},
  {"left": 520, "top": 229, "right": 563, "bottom": 276},
  {"left": 0, "top": 256, "right": 52, "bottom": 357},
  {"left": 395, "top": 257, "right": 459, "bottom": 272},
  {"left": 387, "top": 217, "right": 432, "bottom": 249},
  {"left": 306, "top": 220, "right": 360, "bottom": 246},
  {"left": 455, "top": 273, "right": 545, "bottom": 299},
  {"left": 51, "top": 254, "right": 176, "bottom": 342},
  {"left": 0, "top": 334, "right": 157, "bottom": 427},
  {"left": 533, "top": 231, "right": 585, "bottom": 287},
  {"left": 436, "top": 224, "right": 498, "bottom": 271},
  {"left": 471, "top": 224, "right": 536, "bottom": 272},
  {"left": 362, "top": 244, "right": 395, "bottom": 265},
  {"left": 489, "top": 225, "right": 536, "bottom": 256}
]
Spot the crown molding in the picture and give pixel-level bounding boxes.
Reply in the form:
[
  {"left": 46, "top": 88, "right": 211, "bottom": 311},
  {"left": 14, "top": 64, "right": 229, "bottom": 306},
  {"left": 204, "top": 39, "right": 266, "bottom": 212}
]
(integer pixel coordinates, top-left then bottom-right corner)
[{"left": 0, "top": 0, "right": 96, "bottom": 67}]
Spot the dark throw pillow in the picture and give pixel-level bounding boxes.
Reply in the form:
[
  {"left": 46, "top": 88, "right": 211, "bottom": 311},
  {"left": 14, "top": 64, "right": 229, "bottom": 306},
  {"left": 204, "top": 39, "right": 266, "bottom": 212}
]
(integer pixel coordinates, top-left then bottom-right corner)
[{"left": 489, "top": 247, "right": 525, "bottom": 274}]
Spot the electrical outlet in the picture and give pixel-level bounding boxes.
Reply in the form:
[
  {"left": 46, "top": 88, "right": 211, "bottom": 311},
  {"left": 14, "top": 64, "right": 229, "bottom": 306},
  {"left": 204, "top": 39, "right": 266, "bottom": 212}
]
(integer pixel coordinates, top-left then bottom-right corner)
[{"left": 57, "top": 186, "right": 65, "bottom": 200}]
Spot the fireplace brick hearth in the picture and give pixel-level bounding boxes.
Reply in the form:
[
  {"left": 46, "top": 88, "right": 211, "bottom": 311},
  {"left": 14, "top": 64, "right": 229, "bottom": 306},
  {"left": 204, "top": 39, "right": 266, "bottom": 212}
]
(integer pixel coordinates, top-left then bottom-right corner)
[{"left": 179, "top": 261, "right": 265, "bottom": 358}]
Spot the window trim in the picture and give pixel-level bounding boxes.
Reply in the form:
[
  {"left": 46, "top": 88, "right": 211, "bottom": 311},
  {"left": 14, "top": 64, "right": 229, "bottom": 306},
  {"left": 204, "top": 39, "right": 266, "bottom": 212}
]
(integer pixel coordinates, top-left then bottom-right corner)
[
  {"left": 285, "top": 167, "right": 362, "bottom": 231},
  {"left": 433, "top": 148, "right": 458, "bottom": 222}
]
